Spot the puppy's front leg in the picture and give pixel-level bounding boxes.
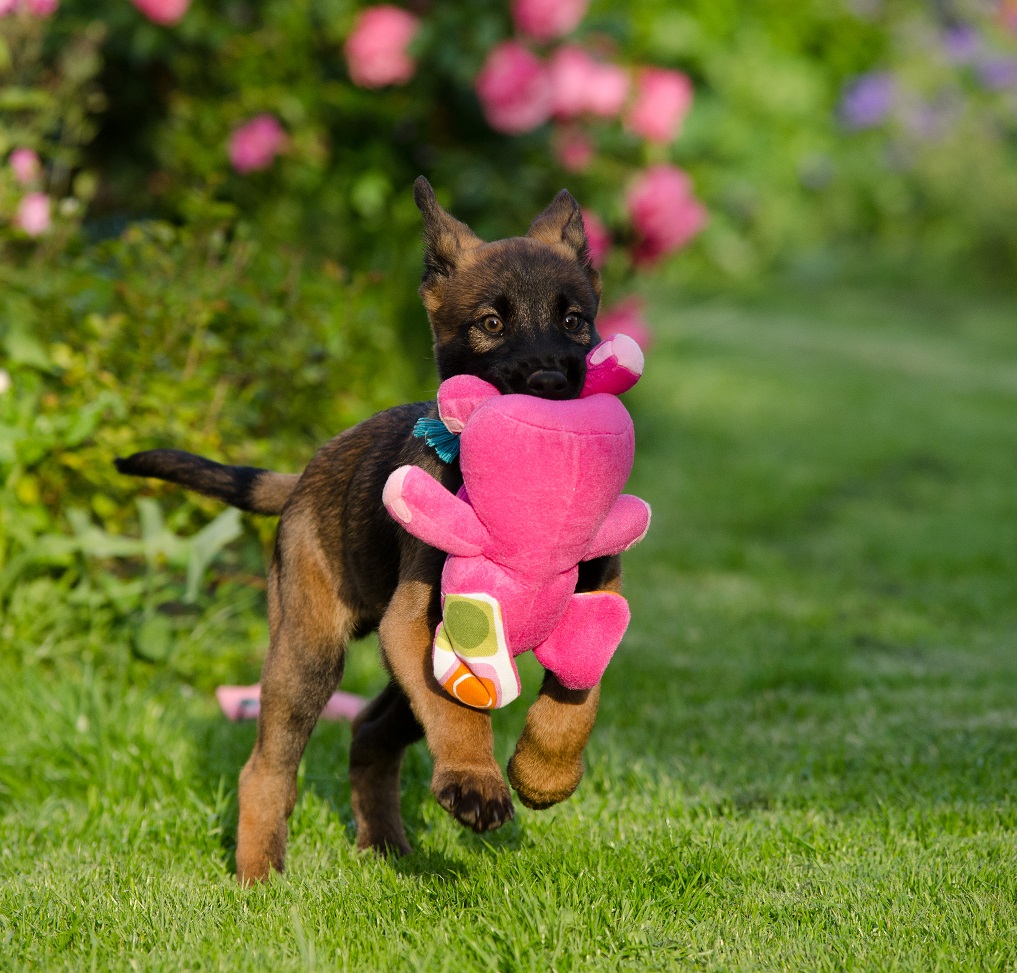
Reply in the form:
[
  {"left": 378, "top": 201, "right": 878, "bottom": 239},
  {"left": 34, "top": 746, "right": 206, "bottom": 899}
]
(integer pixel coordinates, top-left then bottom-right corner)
[
  {"left": 380, "top": 575, "right": 514, "bottom": 833},
  {"left": 507, "top": 674, "right": 600, "bottom": 809},
  {"left": 508, "top": 555, "right": 619, "bottom": 809}
]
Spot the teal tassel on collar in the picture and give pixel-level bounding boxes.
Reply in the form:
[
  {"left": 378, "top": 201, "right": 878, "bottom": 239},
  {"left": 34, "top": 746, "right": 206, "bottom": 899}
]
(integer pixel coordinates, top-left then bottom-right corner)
[{"left": 413, "top": 416, "right": 461, "bottom": 463}]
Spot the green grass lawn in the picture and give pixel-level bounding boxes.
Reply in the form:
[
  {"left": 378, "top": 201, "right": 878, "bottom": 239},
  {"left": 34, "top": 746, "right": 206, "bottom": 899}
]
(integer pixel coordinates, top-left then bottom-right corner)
[{"left": 3, "top": 283, "right": 1017, "bottom": 971}]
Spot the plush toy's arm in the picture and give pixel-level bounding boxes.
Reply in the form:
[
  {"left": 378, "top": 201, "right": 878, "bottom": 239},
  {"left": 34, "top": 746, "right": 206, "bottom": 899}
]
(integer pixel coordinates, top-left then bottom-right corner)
[
  {"left": 580, "top": 333, "right": 645, "bottom": 398},
  {"left": 582, "top": 494, "right": 651, "bottom": 560},
  {"left": 383, "top": 465, "right": 490, "bottom": 557}
]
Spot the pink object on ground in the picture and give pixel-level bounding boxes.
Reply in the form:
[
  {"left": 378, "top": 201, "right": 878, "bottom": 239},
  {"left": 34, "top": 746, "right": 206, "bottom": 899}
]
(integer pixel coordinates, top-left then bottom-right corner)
[
  {"left": 216, "top": 685, "right": 366, "bottom": 722},
  {"left": 383, "top": 335, "right": 650, "bottom": 709}
]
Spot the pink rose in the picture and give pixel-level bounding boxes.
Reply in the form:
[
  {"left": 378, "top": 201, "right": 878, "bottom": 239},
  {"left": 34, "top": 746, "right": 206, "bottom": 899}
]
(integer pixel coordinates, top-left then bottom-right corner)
[
  {"left": 25, "top": 0, "right": 58, "bottom": 14},
  {"left": 475, "top": 41, "right": 552, "bottom": 134},
  {"left": 344, "top": 5, "right": 420, "bottom": 88},
  {"left": 9, "top": 148, "right": 41, "bottom": 185},
  {"left": 14, "top": 192, "right": 51, "bottom": 236},
  {"left": 130, "top": 0, "right": 189, "bottom": 25},
  {"left": 625, "top": 68, "right": 693, "bottom": 144},
  {"left": 581, "top": 209, "right": 610, "bottom": 269},
  {"left": 548, "top": 46, "right": 629, "bottom": 119},
  {"left": 511, "top": 0, "right": 588, "bottom": 41},
  {"left": 626, "top": 164, "right": 706, "bottom": 265},
  {"left": 553, "top": 127, "right": 594, "bottom": 172},
  {"left": 228, "top": 115, "right": 287, "bottom": 174},
  {"left": 597, "top": 297, "right": 652, "bottom": 351}
]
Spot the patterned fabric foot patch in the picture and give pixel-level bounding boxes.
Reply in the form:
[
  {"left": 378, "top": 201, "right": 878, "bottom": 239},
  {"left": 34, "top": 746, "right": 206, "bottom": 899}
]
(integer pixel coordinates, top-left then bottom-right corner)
[{"left": 433, "top": 593, "right": 521, "bottom": 709}]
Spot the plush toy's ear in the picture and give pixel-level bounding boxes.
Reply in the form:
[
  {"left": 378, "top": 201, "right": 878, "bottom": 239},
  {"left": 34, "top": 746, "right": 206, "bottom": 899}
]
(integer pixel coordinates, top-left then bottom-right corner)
[
  {"left": 437, "top": 375, "right": 501, "bottom": 432},
  {"left": 580, "top": 334, "right": 645, "bottom": 398}
]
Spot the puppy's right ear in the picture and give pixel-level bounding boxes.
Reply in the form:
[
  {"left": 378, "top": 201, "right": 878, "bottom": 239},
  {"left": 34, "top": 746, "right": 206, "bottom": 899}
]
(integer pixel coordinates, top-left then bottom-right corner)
[{"left": 414, "top": 177, "right": 483, "bottom": 307}]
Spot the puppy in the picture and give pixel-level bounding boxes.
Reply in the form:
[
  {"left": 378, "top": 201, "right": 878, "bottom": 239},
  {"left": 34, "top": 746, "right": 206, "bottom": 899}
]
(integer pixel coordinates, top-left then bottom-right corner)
[{"left": 116, "top": 177, "right": 622, "bottom": 884}]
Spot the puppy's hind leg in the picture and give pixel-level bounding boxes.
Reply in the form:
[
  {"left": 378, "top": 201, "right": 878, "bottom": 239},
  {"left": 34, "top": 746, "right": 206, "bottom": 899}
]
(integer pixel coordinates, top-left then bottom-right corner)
[
  {"left": 235, "top": 541, "right": 355, "bottom": 885},
  {"left": 349, "top": 680, "right": 423, "bottom": 855}
]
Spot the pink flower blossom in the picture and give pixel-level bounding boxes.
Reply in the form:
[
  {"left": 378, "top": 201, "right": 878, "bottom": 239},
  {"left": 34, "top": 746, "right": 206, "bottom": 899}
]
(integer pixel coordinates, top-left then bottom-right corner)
[
  {"left": 597, "top": 297, "right": 652, "bottom": 351},
  {"left": 0, "top": 0, "right": 18, "bottom": 14},
  {"left": 581, "top": 209, "right": 610, "bottom": 269},
  {"left": 130, "top": 0, "right": 189, "bottom": 25},
  {"left": 553, "top": 127, "right": 594, "bottom": 172},
  {"left": 14, "top": 192, "right": 51, "bottom": 236},
  {"left": 511, "top": 0, "right": 588, "bottom": 41},
  {"left": 25, "top": 0, "right": 58, "bottom": 14},
  {"left": 625, "top": 68, "right": 694, "bottom": 144},
  {"left": 9, "top": 148, "right": 41, "bottom": 185},
  {"left": 228, "top": 115, "right": 287, "bottom": 174},
  {"left": 475, "top": 41, "right": 552, "bottom": 134},
  {"left": 626, "top": 164, "right": 706, "bottom": 265},
  {"left": 344, "top": 5, "right": 420, "bottom": 88},
  {"left": 548, "top": 46, "right": 629, "bottom": 119}
]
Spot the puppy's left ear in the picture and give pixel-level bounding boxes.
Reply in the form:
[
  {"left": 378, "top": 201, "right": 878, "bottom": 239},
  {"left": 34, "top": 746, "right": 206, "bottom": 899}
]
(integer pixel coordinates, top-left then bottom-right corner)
[{"left": 527, "top": 189, "right": 601, "bottom": 297}]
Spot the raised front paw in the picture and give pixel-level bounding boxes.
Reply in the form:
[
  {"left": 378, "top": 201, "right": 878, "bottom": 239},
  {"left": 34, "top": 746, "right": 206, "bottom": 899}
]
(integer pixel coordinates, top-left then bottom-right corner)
[
  {"left": 432, "top": 766, "right": 515, "bottom": 833},
  {"left": 507, "top": 745, "right": 584, "bottom": 811}
]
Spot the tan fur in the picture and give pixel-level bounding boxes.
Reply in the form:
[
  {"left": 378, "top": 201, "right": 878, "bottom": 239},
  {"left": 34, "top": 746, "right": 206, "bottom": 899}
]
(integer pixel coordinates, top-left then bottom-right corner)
[{"left": 249, "top": 472, "right": 300, "bottom": 515}]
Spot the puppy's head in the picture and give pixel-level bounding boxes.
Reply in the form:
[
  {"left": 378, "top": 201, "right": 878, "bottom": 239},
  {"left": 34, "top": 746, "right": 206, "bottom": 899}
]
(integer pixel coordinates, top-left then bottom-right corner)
[{"left": 414, "top": 177, "right": 602, "bottom": 400}]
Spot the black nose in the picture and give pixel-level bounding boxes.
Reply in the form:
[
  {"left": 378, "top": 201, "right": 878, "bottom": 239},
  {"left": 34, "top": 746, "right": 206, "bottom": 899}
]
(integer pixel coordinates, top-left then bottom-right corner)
[{"left": 526, "top": 369, "right": 568, "bottom": 397}]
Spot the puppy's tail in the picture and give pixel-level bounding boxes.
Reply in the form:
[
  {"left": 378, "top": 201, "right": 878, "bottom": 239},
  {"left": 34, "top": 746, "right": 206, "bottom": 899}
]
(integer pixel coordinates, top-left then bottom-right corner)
[{"left": 114, "top": 449, "right": 298, "bottom": 516}]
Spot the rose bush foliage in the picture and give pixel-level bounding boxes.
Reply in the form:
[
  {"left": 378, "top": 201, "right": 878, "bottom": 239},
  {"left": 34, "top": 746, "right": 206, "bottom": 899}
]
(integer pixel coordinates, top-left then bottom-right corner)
[{"left": 1, "top": 0, "right": 1015, "bottom": 676}]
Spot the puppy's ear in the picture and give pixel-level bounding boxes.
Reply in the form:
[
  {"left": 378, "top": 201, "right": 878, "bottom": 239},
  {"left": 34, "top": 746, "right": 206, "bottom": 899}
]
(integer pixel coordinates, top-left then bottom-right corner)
[
  {"left": 527, "top": 189, "right": 590, "bottom": 261},
  {"left": 527, "top": 189, "right": 601, "bottom": 297},
  {"left": 414, "top": 177, "right": 482, "bottom": 296}
]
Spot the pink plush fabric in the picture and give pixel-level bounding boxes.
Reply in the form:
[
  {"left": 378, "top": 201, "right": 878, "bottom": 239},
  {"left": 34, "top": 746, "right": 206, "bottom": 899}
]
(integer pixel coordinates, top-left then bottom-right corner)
[{"left": 384, "top": 334, "right": 651, "bottom": 705}]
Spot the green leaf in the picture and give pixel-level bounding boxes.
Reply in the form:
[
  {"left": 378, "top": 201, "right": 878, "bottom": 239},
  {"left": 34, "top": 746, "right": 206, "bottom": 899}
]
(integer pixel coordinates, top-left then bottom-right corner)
[{"left": 184, "top": 507, "right": 243, "bottom": 603}]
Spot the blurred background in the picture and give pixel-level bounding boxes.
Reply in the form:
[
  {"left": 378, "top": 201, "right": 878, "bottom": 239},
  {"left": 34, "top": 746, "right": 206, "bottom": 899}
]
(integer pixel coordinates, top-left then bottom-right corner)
[{"left": 1, "top": 0, "right": 1015, "bottom": 681}]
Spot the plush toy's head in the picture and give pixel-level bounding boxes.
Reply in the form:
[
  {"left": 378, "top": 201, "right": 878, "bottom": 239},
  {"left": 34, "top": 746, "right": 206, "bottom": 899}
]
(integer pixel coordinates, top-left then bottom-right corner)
[{"left": 431, "top": 334, "right": 643, "bottom": 562}]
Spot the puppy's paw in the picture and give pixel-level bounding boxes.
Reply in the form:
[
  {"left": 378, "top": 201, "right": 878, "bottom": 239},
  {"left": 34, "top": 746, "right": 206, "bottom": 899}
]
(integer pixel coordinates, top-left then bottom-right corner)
[
  {"left": 432, "top": 767, "right": 515, "bottom": 833},
  {"left": 507, "top": 747, "right": 584, "bottom": 810},
  {"left": 356, "top": 830, "right": 413, "bottom": 858}
]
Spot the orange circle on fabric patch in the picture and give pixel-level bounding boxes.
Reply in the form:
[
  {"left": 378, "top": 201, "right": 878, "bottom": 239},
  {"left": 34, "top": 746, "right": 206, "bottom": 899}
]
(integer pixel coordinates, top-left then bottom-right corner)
[{"left": 442, "top": 662, "right": 496, "bottom": 709}]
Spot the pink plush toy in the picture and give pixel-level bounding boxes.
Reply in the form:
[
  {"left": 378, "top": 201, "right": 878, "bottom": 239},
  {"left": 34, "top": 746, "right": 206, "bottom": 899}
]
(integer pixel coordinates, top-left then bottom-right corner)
[{"left": 383, "top": 334, "right": 651, "bottom": 710}]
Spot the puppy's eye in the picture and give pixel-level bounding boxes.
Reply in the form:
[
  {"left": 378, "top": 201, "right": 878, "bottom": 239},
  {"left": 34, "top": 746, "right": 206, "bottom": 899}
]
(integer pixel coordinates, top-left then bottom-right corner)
[
  {"left": 563, "top": 312, "right": 584, "bottom": 332},
  {"left": 479, "top": 315, "right": 505, "bottom": 335}
]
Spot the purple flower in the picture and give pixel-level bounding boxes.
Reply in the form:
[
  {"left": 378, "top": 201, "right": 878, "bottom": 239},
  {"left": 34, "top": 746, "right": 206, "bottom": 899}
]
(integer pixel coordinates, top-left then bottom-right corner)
[
  {"left": 942, "top": 24, "right": 980, "bottom": 64},
  {"left": 840, "top": 72, "right": 896, "bottom": 129},
  {"left": 976, "top": 56, "right": 1017, "bottom": 91}
]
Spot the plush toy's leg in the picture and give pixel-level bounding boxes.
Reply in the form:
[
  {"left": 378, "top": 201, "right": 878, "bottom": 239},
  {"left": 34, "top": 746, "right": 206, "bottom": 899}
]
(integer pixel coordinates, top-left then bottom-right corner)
[
  {"left": 531, "top": 591, "right": 630, "bottom": 691},
  {"left": 432, "top": 593, "right": 521, "bottom": 709}
]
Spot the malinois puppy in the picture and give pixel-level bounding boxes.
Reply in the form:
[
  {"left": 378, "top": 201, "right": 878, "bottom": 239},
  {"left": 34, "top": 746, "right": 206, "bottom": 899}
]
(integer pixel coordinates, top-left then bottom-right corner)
[{"left": 116, "top": 177, "right": 622, "bottom": 884}]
